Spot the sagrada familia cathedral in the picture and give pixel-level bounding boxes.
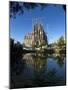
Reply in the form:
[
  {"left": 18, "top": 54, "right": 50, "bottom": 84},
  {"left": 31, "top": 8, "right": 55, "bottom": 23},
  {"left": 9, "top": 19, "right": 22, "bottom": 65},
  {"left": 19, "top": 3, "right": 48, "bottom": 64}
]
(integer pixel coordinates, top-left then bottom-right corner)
[{"left": 23, "top": 19, "right": 48, "bottom": 48}]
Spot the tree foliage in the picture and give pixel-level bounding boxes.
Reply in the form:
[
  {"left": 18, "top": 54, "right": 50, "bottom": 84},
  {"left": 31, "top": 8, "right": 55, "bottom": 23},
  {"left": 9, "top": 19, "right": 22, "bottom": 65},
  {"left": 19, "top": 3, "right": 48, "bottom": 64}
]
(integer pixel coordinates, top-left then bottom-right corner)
[
  {"left": 10, "top": 1, "right": 66, "bottom": 18},
  {"left": 57, "top": 36, "right": 65, "bottom": 47},
  {"left": 9, "top": 1, "right": 47, "bottom": 18}
]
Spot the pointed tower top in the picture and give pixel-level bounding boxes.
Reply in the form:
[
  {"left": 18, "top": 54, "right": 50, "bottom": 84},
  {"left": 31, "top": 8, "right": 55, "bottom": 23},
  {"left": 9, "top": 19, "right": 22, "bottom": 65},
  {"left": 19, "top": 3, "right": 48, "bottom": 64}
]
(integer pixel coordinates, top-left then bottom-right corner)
[
  {"left": 34, "top": 17, "right": 37, "bottom": 25},
  {"left": 39, "top": 17, "right": 43, "bottom": 26}
]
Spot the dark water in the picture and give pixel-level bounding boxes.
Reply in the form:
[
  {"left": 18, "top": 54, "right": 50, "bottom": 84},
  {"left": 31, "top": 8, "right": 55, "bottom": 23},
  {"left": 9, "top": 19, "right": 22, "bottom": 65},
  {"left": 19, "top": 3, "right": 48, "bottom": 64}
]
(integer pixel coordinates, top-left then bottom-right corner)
[{"left": 11, "top": 53, "right": 66, "bottom": 88}]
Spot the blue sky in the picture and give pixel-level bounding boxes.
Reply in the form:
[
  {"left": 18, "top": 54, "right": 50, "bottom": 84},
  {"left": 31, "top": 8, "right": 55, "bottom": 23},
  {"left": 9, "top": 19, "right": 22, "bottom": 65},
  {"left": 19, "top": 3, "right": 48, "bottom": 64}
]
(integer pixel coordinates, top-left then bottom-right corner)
[{"left": 10, "top": 4, "right": 65, "bottom": 44}]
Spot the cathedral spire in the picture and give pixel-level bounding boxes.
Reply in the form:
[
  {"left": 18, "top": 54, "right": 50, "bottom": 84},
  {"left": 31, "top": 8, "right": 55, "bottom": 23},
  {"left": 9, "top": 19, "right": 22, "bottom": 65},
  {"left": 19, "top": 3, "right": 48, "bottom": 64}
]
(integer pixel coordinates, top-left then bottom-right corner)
[
  {"left": 34, "top": 17, "right": 37, "bottom": 25},
  {"left": 33, "top": 17, "right": 38, "bottom": 32}
]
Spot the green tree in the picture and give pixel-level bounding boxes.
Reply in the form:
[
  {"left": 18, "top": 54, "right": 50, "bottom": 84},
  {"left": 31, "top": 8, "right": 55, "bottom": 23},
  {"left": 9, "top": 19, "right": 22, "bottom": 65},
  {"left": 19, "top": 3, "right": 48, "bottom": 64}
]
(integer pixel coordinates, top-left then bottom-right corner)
[
  {"left": 10, "top": 1, "right": 47, "bottom": 18},
  {"left": 57, "top": 36, "right": 65, "bottom": 48},
  {"left": 10, "top": 2, "right": 66, "bottom": 18}
]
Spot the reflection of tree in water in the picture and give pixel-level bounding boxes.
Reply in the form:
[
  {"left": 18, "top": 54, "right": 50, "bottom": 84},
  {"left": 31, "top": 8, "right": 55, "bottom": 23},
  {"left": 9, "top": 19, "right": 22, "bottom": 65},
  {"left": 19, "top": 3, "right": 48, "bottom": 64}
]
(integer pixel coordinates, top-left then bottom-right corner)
[
  {"left": 55, "top": 54, "right": 65, "bottom": 67},
  {"left": 23, "top": 52, "right": 66, "bottom": 86},
  {"left": 32, "top": 53, "right": 56, "bottom": 86},
  {"left": 10, "top": 49, "right": 66, "bottom": 88}
]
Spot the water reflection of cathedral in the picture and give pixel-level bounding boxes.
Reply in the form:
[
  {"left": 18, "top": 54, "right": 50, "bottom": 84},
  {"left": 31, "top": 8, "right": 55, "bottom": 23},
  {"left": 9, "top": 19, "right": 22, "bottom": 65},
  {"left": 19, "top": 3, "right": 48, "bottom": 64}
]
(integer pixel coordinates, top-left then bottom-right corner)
[
  {"left": 23, "top": 53, "right": 65, "bottom": 72},
  {"left": 22, "top": 53, "right": 65, "bottom": 86},
  {"left": 23, "top": 19, "right": 48, "bottom": 47},
  {"left": 23, "top": 53, "right": 48, "bottom": 72}
]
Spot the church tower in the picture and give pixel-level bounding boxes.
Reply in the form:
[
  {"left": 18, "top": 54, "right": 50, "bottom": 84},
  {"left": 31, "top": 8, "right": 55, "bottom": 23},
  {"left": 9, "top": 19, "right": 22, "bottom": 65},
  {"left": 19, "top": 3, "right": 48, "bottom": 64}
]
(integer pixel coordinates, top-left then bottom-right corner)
[
  {"left": 23, "top": 18, "right": 48, "bottom": 48},
  {"left": 32, "top": 18, "right": 48, "bottom": 48}
]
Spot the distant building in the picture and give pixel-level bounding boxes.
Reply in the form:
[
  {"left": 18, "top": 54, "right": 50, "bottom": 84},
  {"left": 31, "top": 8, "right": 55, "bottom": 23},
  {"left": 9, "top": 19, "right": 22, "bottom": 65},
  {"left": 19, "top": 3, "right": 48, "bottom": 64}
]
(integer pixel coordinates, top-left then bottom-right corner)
[{"left": 23, "top": 19, "right": 48, "bottom": 48}]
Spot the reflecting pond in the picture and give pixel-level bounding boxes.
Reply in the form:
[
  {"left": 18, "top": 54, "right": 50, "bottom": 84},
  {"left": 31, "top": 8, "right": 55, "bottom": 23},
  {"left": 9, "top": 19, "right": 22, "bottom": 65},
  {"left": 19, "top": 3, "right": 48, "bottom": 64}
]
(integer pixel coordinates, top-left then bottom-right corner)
[{"left": 11, "top": 52, "right": 66, "bottom": 88}]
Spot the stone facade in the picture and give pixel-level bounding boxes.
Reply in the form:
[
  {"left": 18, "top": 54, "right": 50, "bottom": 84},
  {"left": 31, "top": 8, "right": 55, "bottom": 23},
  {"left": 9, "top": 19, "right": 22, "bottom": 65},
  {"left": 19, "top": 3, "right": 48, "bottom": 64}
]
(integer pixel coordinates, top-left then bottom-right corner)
[{"left": 23, "top": 20, "right": 48, "bottom": 48}]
